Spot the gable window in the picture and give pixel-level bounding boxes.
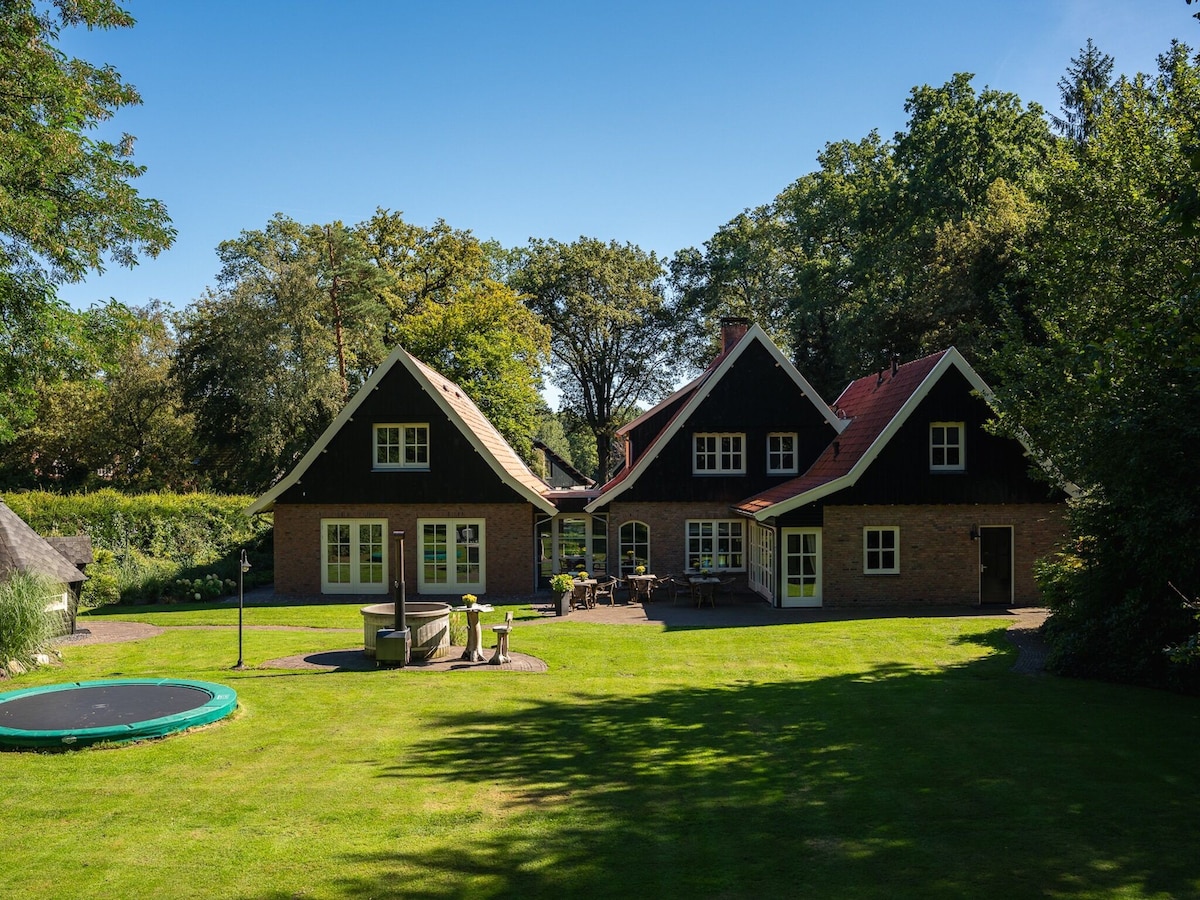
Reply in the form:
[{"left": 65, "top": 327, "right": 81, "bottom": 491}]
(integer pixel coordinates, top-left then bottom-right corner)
[
  {"left": 686, "top": 520, "right": 745, "bottom": 571},
  {"left": 863, "top": 526, "right": 900, "bottom": 574},
  {"left": 375, "top": 423, "right": 429, "bottom": 469},
  {"left": 693, "top": 433, "right": 745, "bottom": 474},
  {"left": 767, "top": 433, "right": 799, "bottom": 474},
  {"left": 321, "top": 519, "right": 387, "bottom": 594},
  {"left": 618, "top": 521, "right": 650, "bottom": 575},
  {"left": 930, "top": 422, "right": 964, "bottom": 472},
  {"left": 418, "top": 519, "right": 484, "bottom": 594}
]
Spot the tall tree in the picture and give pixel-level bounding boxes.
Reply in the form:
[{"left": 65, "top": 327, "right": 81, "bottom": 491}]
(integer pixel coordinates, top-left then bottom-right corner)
[
  {"left": 0, "top": 301, "right": 195, "bottom": 491},
  {"left": 511, "top": 238, "right": 682, "bottom": 481},
  {"left": 674, "top": 74, "right": 1052, "bottom": 395},
  {"left": 176, "top": 211, "right": 547, "bottom": 492},
  {"left": 1050, "top": 39, "right": 1115, "bottom": 144},
  {"left": 0, "top": 0, "right": 174, "bottom": 440},
  {"left": 992, "top": 41, "right": 1200, "bottom": 690}
]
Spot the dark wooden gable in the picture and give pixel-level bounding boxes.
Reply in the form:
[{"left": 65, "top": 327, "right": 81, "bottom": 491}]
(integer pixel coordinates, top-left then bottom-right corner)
[
  {"left": 275, "top": 361, "right": 532, "bottom": 506},
  {"left": 616, "top": 337, "right": 839, "bottom": 503},
  {"left": 830, "top": 367, "right": 1062, "bottom": 506}
]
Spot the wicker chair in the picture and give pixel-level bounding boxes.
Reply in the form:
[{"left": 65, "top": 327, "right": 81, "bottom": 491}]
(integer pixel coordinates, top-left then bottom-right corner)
[
  {"left": 593, "top": 577, "right": 618, "bottom": 607},
  {"left": 667, "top": 576, "right": 693, "bottom": 606}
]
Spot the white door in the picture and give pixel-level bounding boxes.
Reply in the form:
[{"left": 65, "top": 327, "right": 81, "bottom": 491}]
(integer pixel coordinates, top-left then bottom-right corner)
[
  {"left": 781, "top": 528, "right": 822, "bottom": 608},
  {"left": 748, "top": 522, "right": 777, "bottom": 603}
]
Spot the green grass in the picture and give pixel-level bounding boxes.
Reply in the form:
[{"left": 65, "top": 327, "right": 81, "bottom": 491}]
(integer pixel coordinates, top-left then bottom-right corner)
[{"left": 2, "top": 607, "right": 1198, "bottom": 899}]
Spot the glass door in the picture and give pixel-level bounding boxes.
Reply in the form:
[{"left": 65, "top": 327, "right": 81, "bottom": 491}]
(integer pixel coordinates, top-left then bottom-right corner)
[{"left": 781, "top": 528, "right": 821, "bottom": 607}]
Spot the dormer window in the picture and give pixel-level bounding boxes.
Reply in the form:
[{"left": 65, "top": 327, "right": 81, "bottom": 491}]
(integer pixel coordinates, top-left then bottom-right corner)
[
  {"left": 694, "top": 433, "right": 745, "bottom": 474},
  {"left": 767, "top": 433, "right": 799, "bottom": 474},
  {"left": 375, "top": 423, "right": 429, "bottom": 469},
  {"left": 930, "top": 422, "right": 964, "bottom": 472}
]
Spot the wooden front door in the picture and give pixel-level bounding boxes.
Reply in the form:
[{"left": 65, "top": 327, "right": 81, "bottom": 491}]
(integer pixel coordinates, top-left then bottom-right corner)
[{"left": 979, "top": 526, "right": 1013, "bottom": 606}]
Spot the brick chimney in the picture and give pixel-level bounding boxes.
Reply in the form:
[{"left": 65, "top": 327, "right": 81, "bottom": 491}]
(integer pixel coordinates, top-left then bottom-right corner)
[{"left": 720, "top": 317, "right": 750, "bottom": 354}]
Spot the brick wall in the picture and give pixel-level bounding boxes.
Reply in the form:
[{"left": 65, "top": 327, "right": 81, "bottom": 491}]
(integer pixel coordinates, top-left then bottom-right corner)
[
  {"left": 606, "top": 501, "right": 751, "bottom": 590},
  {"left": 273, "top": 502, "right": 535, "bottom": 598},
  {"left": 820, "top": 503, "right": 1067, "bottom": 606}
]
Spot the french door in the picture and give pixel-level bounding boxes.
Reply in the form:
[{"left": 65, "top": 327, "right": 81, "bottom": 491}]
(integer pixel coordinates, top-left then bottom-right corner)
[
  {"left": 321, "top": 519, "right": 388, "bottom": 594},
  {"left": 781, "top": 527, "right": 822, "bottom": 607}
]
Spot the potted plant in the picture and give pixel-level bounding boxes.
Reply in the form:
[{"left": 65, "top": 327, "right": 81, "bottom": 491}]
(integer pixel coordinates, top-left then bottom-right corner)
[
  {"left": 550, "top": 573, "right": 575, "bottom": 617},
  {"left": 634, "top": 565, "right": 647, "bottom": 576},
  {"left": 461, "top": 593, "right": 478, "bottom": 608}
]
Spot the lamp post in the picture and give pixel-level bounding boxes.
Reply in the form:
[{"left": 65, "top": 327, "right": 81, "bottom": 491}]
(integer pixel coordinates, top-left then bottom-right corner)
[{"left": 234, "top": 549, "right": 251, "bottom": 669}]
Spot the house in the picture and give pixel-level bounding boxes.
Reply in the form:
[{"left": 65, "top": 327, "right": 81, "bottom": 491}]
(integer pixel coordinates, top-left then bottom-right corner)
[
  {"left": 249, "top": 319, "right": 1067, "bottom": 607},
  {"left": 0, "top": 500, "right": 90, "bottom": 633},
  {"left": 246, "top": 346, "right": 558, "bottom": 597}
]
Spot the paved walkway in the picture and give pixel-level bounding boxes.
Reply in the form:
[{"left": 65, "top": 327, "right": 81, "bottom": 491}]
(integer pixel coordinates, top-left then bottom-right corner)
[{"left": 59, "top": 598, "right": 1051, "bottom": 674}]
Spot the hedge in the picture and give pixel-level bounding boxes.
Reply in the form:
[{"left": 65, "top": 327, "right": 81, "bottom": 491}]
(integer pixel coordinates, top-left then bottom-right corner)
[{"left": 2, "top": 490, "right": 272, "bottom": 605}]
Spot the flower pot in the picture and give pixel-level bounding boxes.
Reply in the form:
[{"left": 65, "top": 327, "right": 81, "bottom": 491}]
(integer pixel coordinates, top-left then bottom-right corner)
[{"left": 555, "top": 590, "right": 572, "bottom": 616}]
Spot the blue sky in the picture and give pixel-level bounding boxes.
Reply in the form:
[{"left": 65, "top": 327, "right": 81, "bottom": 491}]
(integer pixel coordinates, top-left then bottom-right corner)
[{"left": 56, "top": 0, "right": 1196, "bottom": 311}]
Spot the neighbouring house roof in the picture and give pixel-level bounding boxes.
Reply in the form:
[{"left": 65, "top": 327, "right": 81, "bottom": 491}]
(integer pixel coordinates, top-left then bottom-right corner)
[
  {"left": 532, "top": 439, "right": 595, "bottom": 489},
  {"left": 585, "top": 323, "right": 846, "bottom": 513},
  {"left": 0, "top": 501, "right": 86, "bottom": 584},
  {"left": 246, "top": 345, "right": 558, "bottom": 516},
  {"left": 732, "top": 346, "right": 1064, "bottom": 521}
]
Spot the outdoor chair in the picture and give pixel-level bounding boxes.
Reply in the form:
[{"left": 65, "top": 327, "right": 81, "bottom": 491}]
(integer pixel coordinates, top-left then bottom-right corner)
[
  {"left": 717, "top": 576, "right": 737, "bottom": 602},
  {"left": 572, "top": 581, "right": 593, "bottom": 610},
  {"left": 650, "top": 574, "right": 673, "bottom": 602},
  {"left": 667, "top": 576, "right": 692, "bottom": 606},
  {"left": 594, "top": 577, "right": 618, "bottom": 606},
  {"left": 613, "top": 576, "right": 632, "bottom": 603}
]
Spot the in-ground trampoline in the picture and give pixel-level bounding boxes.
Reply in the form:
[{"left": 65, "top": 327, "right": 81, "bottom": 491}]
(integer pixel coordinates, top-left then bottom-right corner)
[{"left": 0, "top": 678, "right": 237, "bottom": 749}]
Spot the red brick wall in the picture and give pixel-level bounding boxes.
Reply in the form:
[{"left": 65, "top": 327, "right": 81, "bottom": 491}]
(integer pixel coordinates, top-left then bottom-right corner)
[
  {"left": 820, "top": 503, "right": 1067, "bottom": 606},
  {"left": 272, "top": 503, "right": 536, "bottom": 598},
  {"left": 606, "top": 502, "right": 750, "bottom": 587}
]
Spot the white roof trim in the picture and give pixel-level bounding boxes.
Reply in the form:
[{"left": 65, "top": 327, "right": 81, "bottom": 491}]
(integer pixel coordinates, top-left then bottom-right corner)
[
  {"left": 586, "top": 324, "right": 844, "bottom": 512},
  {"left": 246, "top": 345, "right": 556, "bottom": 516},
  {"left": 750, "top": 347, "right": 1068, "bottom": 520}
]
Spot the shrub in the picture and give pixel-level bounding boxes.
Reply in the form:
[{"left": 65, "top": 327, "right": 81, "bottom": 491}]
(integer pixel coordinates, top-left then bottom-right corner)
[
  {"left": 3, "top": 490, "right": 273, "bottom": 604},
  {"left": 80, "top": 548, "right": 121, "bottom": 609},
  {"left": 0, "top": 572, "right": 61, "bottom": 669}
]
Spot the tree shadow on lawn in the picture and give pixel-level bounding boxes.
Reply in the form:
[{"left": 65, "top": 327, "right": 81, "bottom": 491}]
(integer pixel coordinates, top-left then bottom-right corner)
[{"left": 302, "top": 658, "right": 1199, "bottom": 899}]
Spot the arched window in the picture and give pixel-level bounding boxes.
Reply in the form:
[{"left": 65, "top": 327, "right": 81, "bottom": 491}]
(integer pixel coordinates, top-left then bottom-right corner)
[{"left": 618, "top": 521, "right": 650, "bottom": 575}]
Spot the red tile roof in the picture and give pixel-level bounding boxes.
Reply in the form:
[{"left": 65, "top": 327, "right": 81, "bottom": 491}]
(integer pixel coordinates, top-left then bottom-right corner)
[{"left": 734, "top": 350, "right": 949, "bottom": 517}]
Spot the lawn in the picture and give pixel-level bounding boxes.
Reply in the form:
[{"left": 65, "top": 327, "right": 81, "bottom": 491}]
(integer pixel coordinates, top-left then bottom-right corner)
[{"left": 1, "top": 602, "right": 1198, "bottom": 899}]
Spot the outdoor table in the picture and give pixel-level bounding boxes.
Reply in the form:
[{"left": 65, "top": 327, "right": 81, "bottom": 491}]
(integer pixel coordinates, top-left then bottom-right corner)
[
  {"left": 628, "top": 574, "right": 656, "bottom": 602},
  {"left": 460, "top": 604, "right": 495, "bottom": 661}
]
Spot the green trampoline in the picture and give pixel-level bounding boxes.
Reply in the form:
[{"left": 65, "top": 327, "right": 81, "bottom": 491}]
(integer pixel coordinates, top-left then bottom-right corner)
[{"left": 0, "top": 678, "right": 237, "bottom": 749}]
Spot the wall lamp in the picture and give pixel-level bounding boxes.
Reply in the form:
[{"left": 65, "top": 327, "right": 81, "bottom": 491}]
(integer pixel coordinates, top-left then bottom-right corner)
[{"left": 969, "top": 525, "right": 980, "bottom": 541}]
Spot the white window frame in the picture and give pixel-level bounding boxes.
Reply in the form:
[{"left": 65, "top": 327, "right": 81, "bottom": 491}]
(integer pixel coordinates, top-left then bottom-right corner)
[
  {"left": 748, "top": 522, "right": 776, "bottom": 602},
  {"left": 863, "top": 526, "right": 900, "bottom": 575},
  {"left": 618, "top": 520, "right": 650, "bottom": 575},
  {"left": 767, "top": 432, "right": 799, "bottom": 475},
  {"left": 782, "top": 527, "right": 822, "bottom": 607},
  {"left": 321, "top": 518, "right": 388, "bottom": 594},
  {"left": 693, "top": 433, "right": 746, "bottom": 475},
  {"left": 929, "top": 422, "right": 965, "bottom": 472},
  {"left": 417, "top": 518, "right": 485, "bottom": 594},
  {"left": 374, "top": 423, "right": 430, "bottom": 470},
  {"left": 686, "top": 519, "right": 745, "bottom": 571}
]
